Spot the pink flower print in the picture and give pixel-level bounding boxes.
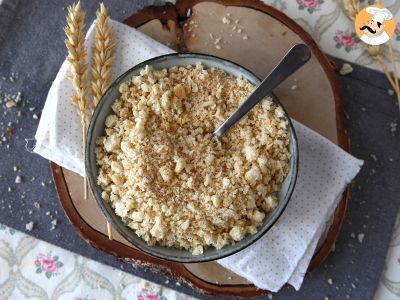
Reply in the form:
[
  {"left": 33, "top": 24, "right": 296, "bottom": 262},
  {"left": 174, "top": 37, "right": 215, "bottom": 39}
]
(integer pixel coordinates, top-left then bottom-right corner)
[
  {"left": 395, "top": 23, "right": 400, "bottom": 41},
  {"left": 333, "top": 30, "right": 359, "bottom": 52},
  {"left": 297, "top": 0, "right": 324, "bottom": 13},
  {"left": 41, "top": 258, "right": 57, "bottom": 273},
  {"left": 303, "top": 0, "right": 319, "bottom": 9},
  {"left": 34, "top": 252, "right": 63, "bottom": 279},
  {"left": 137, "top": 287, "right": 167, "bottom": 300}
]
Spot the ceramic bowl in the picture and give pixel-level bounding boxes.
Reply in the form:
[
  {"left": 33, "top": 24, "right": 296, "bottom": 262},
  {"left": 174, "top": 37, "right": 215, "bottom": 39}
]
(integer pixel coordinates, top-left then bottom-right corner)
[{"left": 86, "top": 53, "right": 298, "bottom": 263}]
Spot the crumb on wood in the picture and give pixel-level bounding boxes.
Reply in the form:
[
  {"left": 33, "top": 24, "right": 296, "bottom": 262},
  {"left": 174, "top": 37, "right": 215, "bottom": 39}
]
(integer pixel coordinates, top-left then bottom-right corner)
[{"left": 222, "top": 16, "right": 231, "bottom": 24}]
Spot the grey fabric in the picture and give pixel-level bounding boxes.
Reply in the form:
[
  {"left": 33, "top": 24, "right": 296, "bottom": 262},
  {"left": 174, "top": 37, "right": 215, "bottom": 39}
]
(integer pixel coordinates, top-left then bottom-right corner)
[
  {"left": 0, "top": 1, "right": 399, "bottom": 299},
  {"left": 0, "top": 0, "right": 19, "bottom": 43}
]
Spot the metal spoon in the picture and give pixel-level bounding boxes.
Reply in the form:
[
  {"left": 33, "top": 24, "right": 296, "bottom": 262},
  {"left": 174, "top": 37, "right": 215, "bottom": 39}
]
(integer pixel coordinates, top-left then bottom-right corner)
[{"left": 213, "top": 44, "right": 311, "bottom": 137}]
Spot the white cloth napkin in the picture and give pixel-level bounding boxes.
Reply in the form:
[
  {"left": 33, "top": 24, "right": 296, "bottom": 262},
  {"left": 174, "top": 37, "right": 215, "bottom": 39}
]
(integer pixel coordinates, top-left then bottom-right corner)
[{"left": 34, "top": 19, "right": 363, "bottom": 292}]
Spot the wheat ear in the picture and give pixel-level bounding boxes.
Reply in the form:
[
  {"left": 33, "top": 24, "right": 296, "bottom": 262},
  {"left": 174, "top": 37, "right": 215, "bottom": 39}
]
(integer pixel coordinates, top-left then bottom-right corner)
[
  {"left": 92, "top": 3, "right": 116, "bottom": 240},
  {"left": 341, "top": 0, "right": 360, "bottom": 21},
  {"left": 91, "top": 3, "right": 116, "bottom": 107},
  {"left": 64, "top": 1, "right": 89, "bottom": 201}
]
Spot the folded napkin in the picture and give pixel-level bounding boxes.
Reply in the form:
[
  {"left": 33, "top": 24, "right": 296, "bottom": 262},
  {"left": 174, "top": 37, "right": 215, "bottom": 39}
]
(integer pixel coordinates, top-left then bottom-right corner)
[{"left": 34, "top": 19, "right": 363, "bottom": 292}]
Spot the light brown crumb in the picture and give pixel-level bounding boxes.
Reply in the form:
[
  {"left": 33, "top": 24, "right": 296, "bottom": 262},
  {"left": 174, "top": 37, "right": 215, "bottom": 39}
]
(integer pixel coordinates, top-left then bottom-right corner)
[
  {"left": 15, "top": 175, "right": 22, "bottom": 184},
  {"left": 243, "top": 35, "right": 248, "bottom": 40},
  {"left": 222, "top": 16, "right": 231, "bottom": 24},
  {"left": 215, "top": 45, "right": 222, "bottom": 50},
  {"left": 339, "top": 63, "right": 353, "bottom": 75},
  {"left": 25, "top": 222, "right": 34, "bottom": 231},
  {"left": 291, "top": 85, "right": 297, "bottom": 91},
  {"left": 357, "top": 233, "right": 364, "bottom": 243},
  {"left": 96, "top": 64, "right": 290, "bottom": 254},
  {"left": 5, "top": 100, "right": 16, "bottom": 108}
]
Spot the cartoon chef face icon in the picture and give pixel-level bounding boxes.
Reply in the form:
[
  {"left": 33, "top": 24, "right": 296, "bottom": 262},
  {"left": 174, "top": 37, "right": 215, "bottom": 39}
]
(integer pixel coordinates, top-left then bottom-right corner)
[{"left": 357, "top": 7, "right": 394, "bottom": 46}]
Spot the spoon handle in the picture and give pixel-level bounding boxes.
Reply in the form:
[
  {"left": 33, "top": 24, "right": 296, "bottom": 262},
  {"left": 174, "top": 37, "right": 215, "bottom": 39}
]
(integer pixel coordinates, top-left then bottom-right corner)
[{"left": 213, "top": 44, "right": 311, "bottom": 137}]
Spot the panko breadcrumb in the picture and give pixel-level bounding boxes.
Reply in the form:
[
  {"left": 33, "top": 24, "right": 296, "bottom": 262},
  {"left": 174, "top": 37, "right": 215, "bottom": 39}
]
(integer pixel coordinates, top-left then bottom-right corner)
[{"left": 96, "top": 63, "right": 291, "bottom": 254}]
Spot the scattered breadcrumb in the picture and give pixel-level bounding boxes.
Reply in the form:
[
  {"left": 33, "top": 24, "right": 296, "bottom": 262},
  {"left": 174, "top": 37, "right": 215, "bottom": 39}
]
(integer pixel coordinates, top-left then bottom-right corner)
[
  {"left": 222, "top": 16, "right": 231, "bottom": 24},
  {"left": 96, "top": 64, "right": 290, "bottom": 254},
  {"left": 243, "top": 35, "right": 248, "bottom": 40},
  {"left": 33, "top": 113, "right": 38, "bottom": 119},
  {"left": 175, "top": 282, "right": 181, "bottom": 286},
  {"left": 339, "top": 63, "right": 353, "bottom": 75},
  {"left": 34, "top": 202, "right": 41, "bottom": 209},
  {"left": 357, "top": 233, "right": 364, "bottom": 243},
  {"left": 328, "top": 278, "right": 333, "bottom": 285},
  {"left": 15, "top": 175, "right": 22, "bottom": 184},
  {"left": 13, "top": 166, "right": 18, "bottom": 172},
  {"left": 324, "top": 297, "right": 330, "bottom": 300},
  {"left": 237, "top": 28, "right": 242, "bottom": 33},
  {"left": 370, "top": 154, "right": 377, "bottom": 161},
  {"left": 388, "top": 89, "right": 395, "bottom": 96},
  {"left": 267, "top": 293, "right": 273, "bottom": 299},
  {"left": 25, "top": 221, "right": 34, "bottom": 231},
  {"left": 7, "top": 187, "right": 11, "bottom": 192},
  {"left": 5, "top": 100, "right": 16, "bottom": 108},
  {"left": 350, "top": 232, "right": 355, "bottom": 238},
  {"left": 351, "top": 283, "right": 357, "bottom": 288},
  {"left": 291, "top": 85, "right": 297, "bottom": 91},
  {"left": 215, "top": 45, "right": 222, "bottom": 50}
]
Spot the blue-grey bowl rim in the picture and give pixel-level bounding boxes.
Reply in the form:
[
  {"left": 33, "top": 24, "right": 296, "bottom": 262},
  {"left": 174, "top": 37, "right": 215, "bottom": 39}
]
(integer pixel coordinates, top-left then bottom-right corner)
[{"left": 86, "top": 52, "right": 299, "bottom": 263}]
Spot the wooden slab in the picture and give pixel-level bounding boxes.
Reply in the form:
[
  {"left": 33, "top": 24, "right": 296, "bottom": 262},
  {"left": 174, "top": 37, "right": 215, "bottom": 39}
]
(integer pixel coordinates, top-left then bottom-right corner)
[{"left": 51, "top": 0, "right": 349, "bottom": 296}]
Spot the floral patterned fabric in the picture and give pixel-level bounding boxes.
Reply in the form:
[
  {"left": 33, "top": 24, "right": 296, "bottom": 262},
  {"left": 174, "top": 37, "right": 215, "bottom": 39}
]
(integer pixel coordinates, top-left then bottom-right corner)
[
  {"left": 262, "top": 0, "right": 400, "bottom": 72},
  {"left": 0, "top": 224, "right": 194, "bottom": 300}
]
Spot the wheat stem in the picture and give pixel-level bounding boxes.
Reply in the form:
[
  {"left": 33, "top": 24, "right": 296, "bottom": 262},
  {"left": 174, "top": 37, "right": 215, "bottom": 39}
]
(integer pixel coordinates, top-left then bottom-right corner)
[
  {"left": 374, "top": 55, "right": 397, "bottom": 90},
  {"left": 64, "top": 1, "right": 89, "bottom": 201},
  {"left": 388, "top": 41, "right": 400, "bottom": 109},
  {"left": 92, "top": 3, "right": 116, "bottom": 240}
]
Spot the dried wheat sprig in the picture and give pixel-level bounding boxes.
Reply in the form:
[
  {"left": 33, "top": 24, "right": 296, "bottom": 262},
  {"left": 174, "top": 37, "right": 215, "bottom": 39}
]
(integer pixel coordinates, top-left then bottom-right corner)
[
  {"left": 91, "top": 3, "right": 116, "bottom": 240},
  {"left": 64, "top": 1, "right": 89, "bottom": 200},
  {"left": 341, "top": 0, "right": 361, "bottom": 21},
  {"left": 91, "top": 3, "right": 116, "bottom": 107},
  {"left": 388, "top": 41, "right": 400, "bottom": 108}
]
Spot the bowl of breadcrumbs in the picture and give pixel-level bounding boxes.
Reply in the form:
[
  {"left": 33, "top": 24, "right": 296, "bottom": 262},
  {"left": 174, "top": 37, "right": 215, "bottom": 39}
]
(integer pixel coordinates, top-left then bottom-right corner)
[{"left": 86, "top": 53, "right": 298, "bottom": 262}]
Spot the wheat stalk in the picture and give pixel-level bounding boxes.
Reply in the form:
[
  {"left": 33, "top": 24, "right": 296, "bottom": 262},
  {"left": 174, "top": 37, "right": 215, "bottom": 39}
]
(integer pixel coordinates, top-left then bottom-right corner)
[
  {"left": 64, "top": 1, "right": 89, "bottom": 200},
  {"left": 91, "top": 3, "right": 116, "bottom": 107},
  {"left": 92, "top": 3, "right": 116, "bottom": 240},
  {"left": 341, "top": 0, "right": 361, "bottom": 21}
]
